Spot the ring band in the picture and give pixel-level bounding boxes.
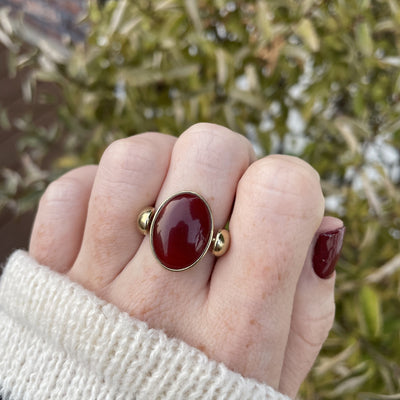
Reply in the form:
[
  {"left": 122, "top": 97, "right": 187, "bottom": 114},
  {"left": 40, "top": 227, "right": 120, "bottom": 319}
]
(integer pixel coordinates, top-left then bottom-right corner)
[{"left": 137, "top": 191, "right": 230, "bottom": 271}]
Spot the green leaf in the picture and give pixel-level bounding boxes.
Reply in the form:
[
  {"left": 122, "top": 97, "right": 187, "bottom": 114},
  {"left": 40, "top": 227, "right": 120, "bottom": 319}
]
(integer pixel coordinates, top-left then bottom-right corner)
[
  {"left": 355, "top": 22, "right": 374, "bottom": 57},
  {"left": 359, "top": 285, "right": 382, "bottom": 339},
  {"left": 295, "top": 19, "right": 320, "bottom": 52}
]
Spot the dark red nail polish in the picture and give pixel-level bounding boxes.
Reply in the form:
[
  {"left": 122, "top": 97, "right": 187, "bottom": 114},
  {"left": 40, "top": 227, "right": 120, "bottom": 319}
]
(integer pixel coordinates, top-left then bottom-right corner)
[{"left": 312, "top": 226, "right": 346, "bottom": 279}]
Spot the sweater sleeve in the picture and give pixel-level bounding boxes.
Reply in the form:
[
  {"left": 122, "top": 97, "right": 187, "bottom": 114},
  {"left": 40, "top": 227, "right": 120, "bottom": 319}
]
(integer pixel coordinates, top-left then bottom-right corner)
[{"left": 0, "top": 251, "right": 291, "bottom": 400}]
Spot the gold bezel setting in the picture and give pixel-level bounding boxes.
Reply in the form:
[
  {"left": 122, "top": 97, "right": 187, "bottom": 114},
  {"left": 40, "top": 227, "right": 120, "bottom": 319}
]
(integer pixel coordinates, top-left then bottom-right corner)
[{"left": 137, "top": 191, "right": 230, "bottom": 271}]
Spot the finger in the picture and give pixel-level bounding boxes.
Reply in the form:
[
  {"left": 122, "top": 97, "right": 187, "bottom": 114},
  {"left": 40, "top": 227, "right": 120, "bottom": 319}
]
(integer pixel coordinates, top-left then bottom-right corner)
[
  {"left": 69, "top": 133, "right": 176, "bottom": 290},
  {"left": 29, "top": 165, "right": 97, "bottom": 273},
  {"left": 107, "top": 123, "right": 255, "bottom": 323},
  {"left": 209, "top": 155, "right": 325, "bottom": 388},
  {"left": 279, "top": 217, "right": 345, "bottom": 398}
]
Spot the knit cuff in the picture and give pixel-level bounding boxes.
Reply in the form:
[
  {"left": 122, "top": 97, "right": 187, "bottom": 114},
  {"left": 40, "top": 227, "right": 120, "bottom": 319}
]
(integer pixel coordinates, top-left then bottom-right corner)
[{"left": 0, "top": 251, "right": 291, "bottom": 400}]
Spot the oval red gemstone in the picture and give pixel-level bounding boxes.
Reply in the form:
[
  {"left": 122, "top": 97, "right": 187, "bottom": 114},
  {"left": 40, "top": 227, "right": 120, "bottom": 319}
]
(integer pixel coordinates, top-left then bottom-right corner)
[{"left": 151, "top": 192, "right": 213, "bottom": 271}]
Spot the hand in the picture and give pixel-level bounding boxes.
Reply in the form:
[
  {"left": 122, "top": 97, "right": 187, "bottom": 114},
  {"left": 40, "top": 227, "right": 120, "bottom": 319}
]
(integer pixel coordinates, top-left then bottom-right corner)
[{"left": 29, "top": 123, "right": 344, "bottom": 397}]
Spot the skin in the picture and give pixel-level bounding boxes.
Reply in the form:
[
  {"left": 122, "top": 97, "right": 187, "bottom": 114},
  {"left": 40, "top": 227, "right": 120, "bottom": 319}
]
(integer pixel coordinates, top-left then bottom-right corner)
[{"left": 29, "top": 123, "right": 342, "bottom": 398}]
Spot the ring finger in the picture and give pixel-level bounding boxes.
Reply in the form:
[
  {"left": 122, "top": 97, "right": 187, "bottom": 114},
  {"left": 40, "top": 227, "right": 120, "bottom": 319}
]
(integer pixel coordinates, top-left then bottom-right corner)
[{"left": 108, "top": 123, "right": 255, "bottom": 311}]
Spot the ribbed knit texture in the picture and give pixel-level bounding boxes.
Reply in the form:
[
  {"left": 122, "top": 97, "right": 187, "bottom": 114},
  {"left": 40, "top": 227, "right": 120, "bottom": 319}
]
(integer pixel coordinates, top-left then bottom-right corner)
[{"left": 0, "top": 251, "right": 291, "bottom": 400}]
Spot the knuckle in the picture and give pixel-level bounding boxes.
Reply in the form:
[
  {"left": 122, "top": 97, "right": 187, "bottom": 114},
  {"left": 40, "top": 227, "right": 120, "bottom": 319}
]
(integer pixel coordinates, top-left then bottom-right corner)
[
  {"left": 293, "top": 304, "right": 335, "bottom": 348},
  {"left": 241, "top": 155, "right": 324, "bottom": 220},
  {"left": 268, "top": 154, "right": 320, "bottom": 179},
  {"left": 177, "top": 123, "right": 252, "bottom": 174},
  {"left": 100, "top": 135, "right": 160, "bottom": 186},
  {"left": 40, "top": 175, "right": 82, "bottom": 206},
  {"left": 103, "top": 136, "right": 157, "bottom": 170},
  {"left": 253, "top": 155, "right": 321, "bottom": 195},
  {"left": 182, "top": 122, "right": 232, "bottom": 138}
]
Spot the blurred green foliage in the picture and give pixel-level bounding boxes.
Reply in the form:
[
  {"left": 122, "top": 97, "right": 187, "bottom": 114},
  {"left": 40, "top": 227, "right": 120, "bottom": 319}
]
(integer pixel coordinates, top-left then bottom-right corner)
[{"left": 1, "top": 0, "right": 400, "bottom": 398}]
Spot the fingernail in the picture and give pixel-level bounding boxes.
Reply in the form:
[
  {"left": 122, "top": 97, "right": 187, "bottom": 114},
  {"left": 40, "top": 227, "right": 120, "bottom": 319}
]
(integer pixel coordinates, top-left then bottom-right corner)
[{"left": 313, "top": 226, "right": 346, "bottom": 279}]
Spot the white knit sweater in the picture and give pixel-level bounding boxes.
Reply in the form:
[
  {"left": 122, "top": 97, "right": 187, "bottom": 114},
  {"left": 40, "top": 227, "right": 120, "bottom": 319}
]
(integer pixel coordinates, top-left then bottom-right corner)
[{"left": 0, "top": 251, "right": 291, "bottom": 400}]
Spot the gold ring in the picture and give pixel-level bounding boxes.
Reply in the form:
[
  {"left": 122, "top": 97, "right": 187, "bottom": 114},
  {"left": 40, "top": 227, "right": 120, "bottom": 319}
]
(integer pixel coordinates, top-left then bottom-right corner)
[{"left": 137, "top": 191, "right": 230, "bottom": 272}]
